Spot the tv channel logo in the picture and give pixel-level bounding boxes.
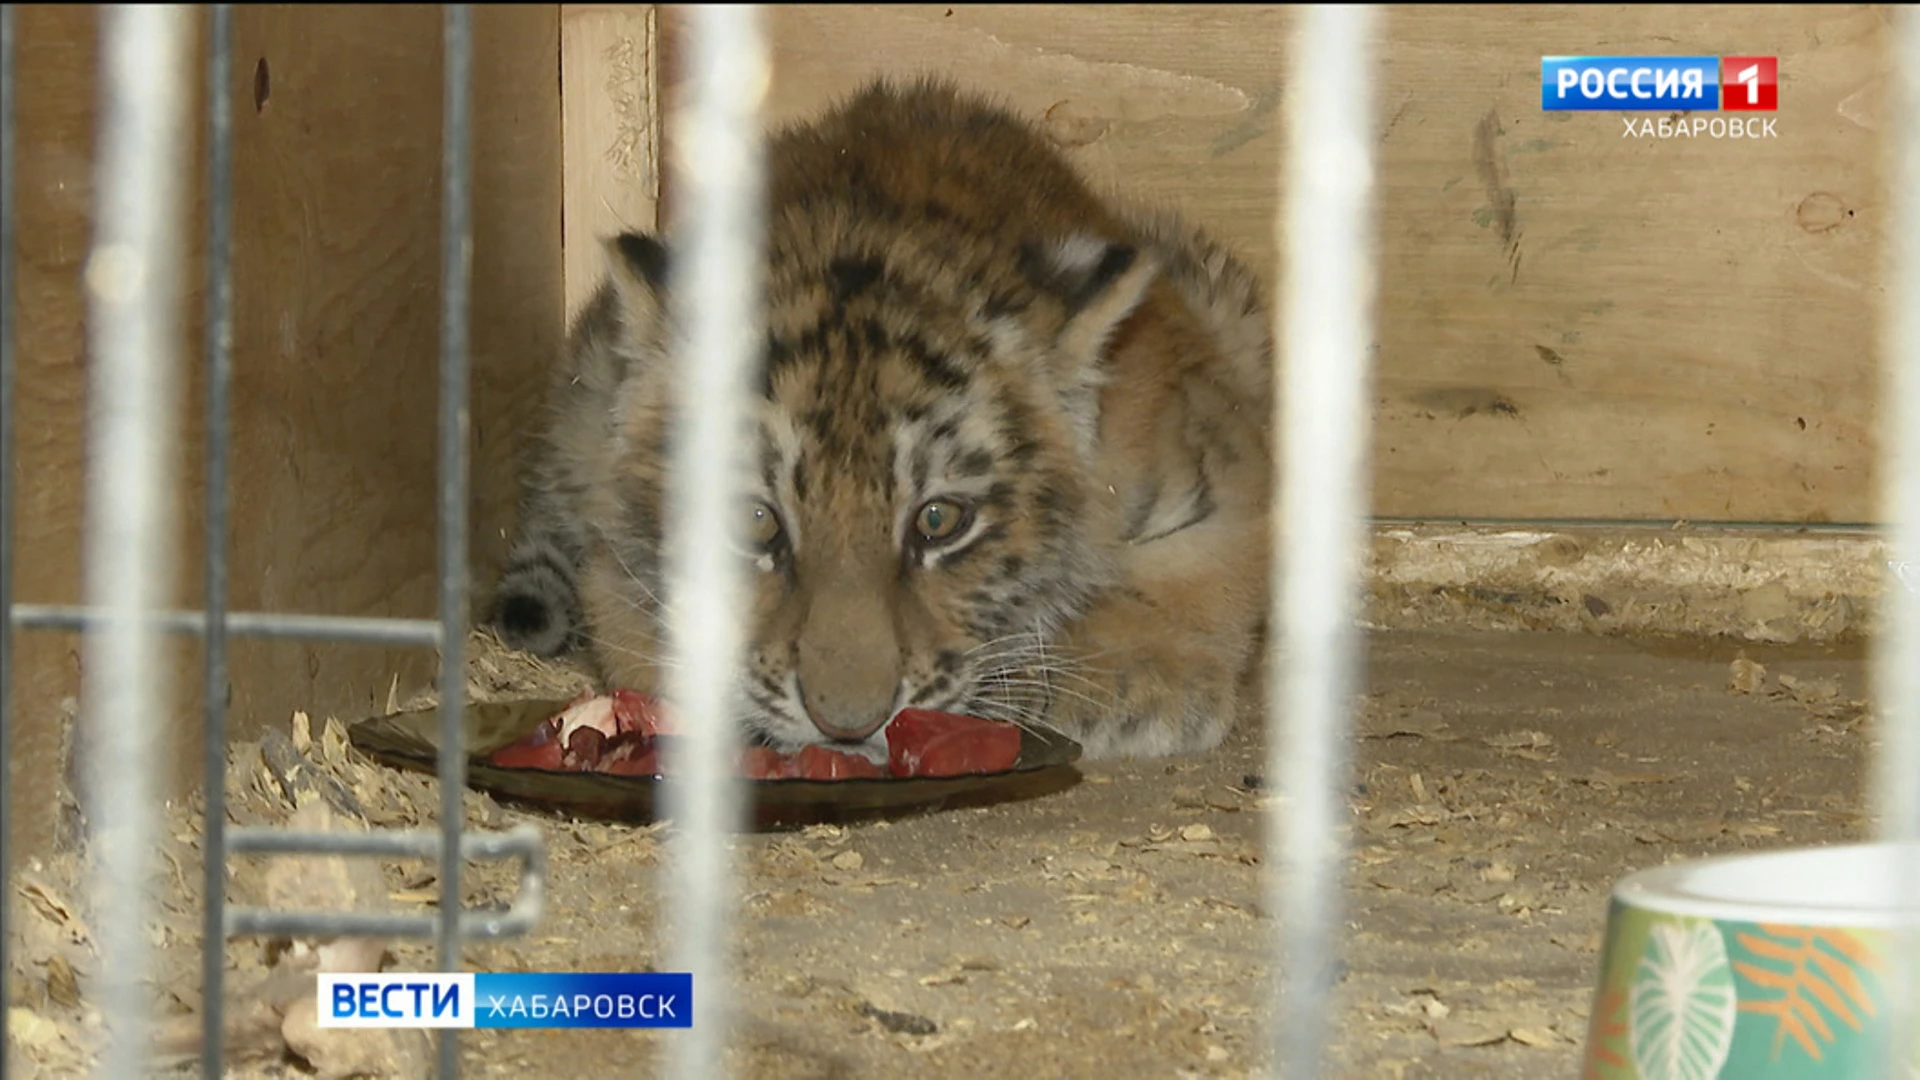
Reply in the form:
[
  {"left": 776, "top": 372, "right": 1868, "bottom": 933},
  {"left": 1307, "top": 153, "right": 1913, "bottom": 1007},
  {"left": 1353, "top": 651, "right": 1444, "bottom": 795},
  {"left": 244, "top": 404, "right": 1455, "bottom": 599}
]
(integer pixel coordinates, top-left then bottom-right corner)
[
  {"left": 1541, "top": 56, "right": 1777, "bottom": 112},
  {"left": 318, "top": 972, "right": 694, "bottom": 1030},
  {"left": 1718, "top": 56, "right": 1778, "bottom": 111}
]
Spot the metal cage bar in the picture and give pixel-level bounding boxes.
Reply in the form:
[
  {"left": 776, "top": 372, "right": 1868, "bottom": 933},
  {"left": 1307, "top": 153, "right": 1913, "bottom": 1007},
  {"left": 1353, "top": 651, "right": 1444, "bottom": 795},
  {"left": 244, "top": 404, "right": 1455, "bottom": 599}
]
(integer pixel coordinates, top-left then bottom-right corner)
[
  {"left": 12, "top": 604, "right": 444, "bottom": 644},
  {"left": 0, "top": 6, "right": 15, "bottom": 1079},
  {"left": 199, "top": 5, "right": 234, "bottom": 1076},
  {"left": 434, "top": 6, "right": 475, "bottom": 1076},
  {"left": 1266, "top": 7, "right": 1379, "bottom": 1078},
  {"left": 1873, "top": 5, "right": 1920, "bottom": 1073},
  {"left": 659, "top": 7, "right": 768, "bottom": 1078},
  {"left": 80, "top": 7, "right": 195, "bottom": 1076},
  {"left": 223, "top": 823, "right": 546, "bottom": 940}
]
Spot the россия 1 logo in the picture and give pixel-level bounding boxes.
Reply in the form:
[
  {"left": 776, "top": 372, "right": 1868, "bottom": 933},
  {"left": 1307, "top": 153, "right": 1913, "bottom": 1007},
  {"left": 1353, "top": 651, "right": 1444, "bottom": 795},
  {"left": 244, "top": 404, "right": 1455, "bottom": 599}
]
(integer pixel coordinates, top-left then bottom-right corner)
[
  {"left": 1719, "top": 56, "right": 1779, "bottom": 111},
  {"left": 1540, "top": 55, "right": 1779, "bottom": 139}
]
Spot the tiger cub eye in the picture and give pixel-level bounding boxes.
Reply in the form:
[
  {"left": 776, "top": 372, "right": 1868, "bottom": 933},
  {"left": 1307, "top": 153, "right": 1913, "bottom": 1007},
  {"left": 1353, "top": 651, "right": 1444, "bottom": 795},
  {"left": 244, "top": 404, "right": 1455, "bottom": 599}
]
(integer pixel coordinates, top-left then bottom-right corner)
[
  {"left": 747, "top": 502, "right": 783, "bottom": 549},
  {"left": 914, "top": 499, "right": 972, "bottom": 545}
]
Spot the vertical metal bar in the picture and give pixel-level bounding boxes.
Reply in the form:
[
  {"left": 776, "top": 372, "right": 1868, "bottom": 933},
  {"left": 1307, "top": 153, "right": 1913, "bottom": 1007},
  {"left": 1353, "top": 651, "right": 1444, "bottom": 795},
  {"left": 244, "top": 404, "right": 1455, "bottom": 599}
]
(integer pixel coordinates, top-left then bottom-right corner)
[
  {"left": 1875, "top": 6, "right": 1920, "bottom": 1075},
  {"left": 81, "top": 6, "right": 194, "bottom": 1077},
  {"left": 661, "top": 6, "right": 767, "bottom": 1078},
  {"left": 435, "top": 5, "right": 474, "bottom": 1079},
  {"left": 1266, "top": 6, "right": 1378, "bottom": 1079},
  {"left": 0, "top": 6, "right": 15, "bottom": 1078},
  {"left": 199, "top": 6, "right": 235, "bottom": 1077}
]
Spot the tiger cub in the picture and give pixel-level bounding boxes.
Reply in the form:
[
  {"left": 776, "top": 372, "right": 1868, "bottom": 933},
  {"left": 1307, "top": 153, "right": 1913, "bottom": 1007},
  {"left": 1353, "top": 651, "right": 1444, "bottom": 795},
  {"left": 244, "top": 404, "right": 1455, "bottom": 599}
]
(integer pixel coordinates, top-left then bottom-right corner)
[{"left": 493, "top": 78, "right": 1272, "bottom": 761}]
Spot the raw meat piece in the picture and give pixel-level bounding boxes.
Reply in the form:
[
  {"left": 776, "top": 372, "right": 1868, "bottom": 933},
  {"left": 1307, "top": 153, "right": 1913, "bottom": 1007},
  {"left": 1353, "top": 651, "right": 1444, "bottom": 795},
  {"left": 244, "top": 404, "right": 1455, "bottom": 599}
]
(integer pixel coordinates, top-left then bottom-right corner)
[
  {"left": 487, "top": 715, "right": 564, "bottom": 771},
  {"left": 886, "top": 709, "right": 1023, "bottom": 778},
  {"left": 741, "top": 746, "right": 795, "bottom": 780},
  {"left": 487, "top": 695, "right": 1021, "bottom": 781},
  {"left": 794, "top": 744, "right": 885, "bottom": 780}
]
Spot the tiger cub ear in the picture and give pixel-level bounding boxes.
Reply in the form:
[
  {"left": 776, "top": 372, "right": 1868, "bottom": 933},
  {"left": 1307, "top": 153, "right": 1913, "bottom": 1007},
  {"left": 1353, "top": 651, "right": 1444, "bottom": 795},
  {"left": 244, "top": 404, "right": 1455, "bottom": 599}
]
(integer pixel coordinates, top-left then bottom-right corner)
[
  {"left": 602, "top": 231, "right": 672, "bottom": 324},
  {"left": 1020, "top": 234, "right": 1158, "bottom": 367}
]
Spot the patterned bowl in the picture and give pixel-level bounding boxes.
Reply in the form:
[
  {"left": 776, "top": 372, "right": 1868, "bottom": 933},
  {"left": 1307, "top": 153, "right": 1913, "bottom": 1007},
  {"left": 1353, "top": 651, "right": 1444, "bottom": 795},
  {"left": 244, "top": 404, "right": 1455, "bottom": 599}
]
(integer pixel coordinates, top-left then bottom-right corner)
[{"left": 1581, "top": 842, "right": 1920, "bottom": 1079}]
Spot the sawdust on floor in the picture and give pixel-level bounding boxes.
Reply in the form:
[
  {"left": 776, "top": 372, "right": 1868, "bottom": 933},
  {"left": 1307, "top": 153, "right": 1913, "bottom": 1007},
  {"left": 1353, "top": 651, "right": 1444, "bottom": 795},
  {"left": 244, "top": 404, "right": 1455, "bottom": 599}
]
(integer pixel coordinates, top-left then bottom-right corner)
[{"left": 4, "top": 629, "right": 1874, "bottom": 1079}]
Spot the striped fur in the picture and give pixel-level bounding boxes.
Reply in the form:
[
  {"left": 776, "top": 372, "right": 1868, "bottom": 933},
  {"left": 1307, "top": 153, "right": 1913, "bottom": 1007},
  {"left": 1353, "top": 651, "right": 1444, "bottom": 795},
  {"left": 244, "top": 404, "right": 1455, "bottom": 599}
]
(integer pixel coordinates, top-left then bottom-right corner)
[{"left": 492, "top": 79, "right": 1272, "bottom": 760}]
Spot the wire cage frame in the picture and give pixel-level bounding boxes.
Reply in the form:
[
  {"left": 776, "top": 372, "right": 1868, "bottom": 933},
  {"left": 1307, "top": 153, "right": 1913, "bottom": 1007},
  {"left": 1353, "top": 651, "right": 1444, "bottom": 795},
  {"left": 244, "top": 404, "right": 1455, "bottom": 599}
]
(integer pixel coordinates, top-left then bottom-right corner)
[
  {"left": 1, "top": 7, "right": 540, "bottom": 1079},
  {"left": 1, "top": 5, "right": 1918, "bottom": 1080}
]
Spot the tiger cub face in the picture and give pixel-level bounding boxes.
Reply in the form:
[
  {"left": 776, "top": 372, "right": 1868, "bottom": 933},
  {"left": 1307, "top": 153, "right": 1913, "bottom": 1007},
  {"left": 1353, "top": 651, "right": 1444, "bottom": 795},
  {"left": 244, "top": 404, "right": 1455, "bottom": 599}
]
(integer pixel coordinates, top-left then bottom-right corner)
[{"left": 578, "top": 223, "right": 1155, "bottom": 757}]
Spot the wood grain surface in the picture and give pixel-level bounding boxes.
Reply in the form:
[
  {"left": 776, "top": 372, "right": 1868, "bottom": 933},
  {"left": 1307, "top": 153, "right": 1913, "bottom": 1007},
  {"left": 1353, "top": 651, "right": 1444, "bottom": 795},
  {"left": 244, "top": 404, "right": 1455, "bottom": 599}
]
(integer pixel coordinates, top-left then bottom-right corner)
[{"left": 657, "top": 4, "right": 1890, "bottom": 523}]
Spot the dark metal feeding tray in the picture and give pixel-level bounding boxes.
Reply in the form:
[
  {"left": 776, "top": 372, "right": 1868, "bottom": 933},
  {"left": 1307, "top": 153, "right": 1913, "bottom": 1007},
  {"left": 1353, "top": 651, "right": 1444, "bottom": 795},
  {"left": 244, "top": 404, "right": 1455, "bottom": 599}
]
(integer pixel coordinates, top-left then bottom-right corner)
[{"left": 348, "top": 697, "right": 1085, "bottom": 829}]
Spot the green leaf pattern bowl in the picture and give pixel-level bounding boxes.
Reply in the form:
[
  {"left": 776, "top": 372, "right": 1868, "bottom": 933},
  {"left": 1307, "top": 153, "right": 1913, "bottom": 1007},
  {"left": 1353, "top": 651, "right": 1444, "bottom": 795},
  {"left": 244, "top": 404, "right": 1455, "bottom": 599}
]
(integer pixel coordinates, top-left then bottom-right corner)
[{"left": 1583, "top": 842, "right": 1920, "bottom": 1079}]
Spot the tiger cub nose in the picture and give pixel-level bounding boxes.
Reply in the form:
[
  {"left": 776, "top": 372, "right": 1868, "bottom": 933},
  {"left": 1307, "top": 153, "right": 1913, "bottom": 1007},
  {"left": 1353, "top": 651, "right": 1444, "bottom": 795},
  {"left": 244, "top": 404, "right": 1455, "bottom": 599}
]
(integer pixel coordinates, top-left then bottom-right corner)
[{"left": 798, "top": 678, "right": 892, "bottom": 742}]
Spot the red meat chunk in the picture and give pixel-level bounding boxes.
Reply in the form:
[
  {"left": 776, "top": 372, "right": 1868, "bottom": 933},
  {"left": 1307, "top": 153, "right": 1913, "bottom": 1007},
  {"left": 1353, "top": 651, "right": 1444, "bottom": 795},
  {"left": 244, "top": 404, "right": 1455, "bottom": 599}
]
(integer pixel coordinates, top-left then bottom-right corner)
[
  {"left": 487, "top": 695, "right": 1022, "bottom": 781},
  {"left": 740, "top": 746, "right": 794, "bottom": 780},
  {"left": 487, "top": 714, "right": 564, "bottom": 771},
  {"left": 794, "top": 744, "right": 885, "bottom": 780},
  {"left": 886, "top": 708, "right": 1022, "bottom": 778}
]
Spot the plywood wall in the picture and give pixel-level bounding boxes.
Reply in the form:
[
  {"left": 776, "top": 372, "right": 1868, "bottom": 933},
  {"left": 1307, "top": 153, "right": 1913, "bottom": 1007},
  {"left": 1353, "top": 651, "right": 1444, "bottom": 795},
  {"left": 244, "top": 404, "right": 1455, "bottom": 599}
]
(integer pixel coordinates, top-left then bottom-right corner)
[
  {"left": 6, "top": 5, "right": 563, "bottom": 856},
  {"left": 561, "top": 5, "right": 661, "bottom": 322},
  {"left": 655, "top": 3, "right": 1890, "bottom": 524}
]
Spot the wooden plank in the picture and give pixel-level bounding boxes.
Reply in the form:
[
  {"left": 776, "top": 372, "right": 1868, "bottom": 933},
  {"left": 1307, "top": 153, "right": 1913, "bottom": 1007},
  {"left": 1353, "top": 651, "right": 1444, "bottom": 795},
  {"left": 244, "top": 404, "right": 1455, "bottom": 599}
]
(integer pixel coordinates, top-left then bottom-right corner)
[
  {"left": 657, "top": 3, "right": 1290, "bottom": 259},
  {"left": 657, "top": 3, "right": 1888, "bottom": 524},
  {"left": 561, "top": 4, "right": 660, "bottom": 323},
  {"left": 471, "top": 6, "right": 569, "bottom": 613},
  {"left": 4, "top": 4, "right": 563, "bottom": 857},
  {"left": 1372, "top": 4, "right": 1887, "bottom": 524},
  {"left": 219, "top": 2, "right": 562, "bottom": 734}
]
